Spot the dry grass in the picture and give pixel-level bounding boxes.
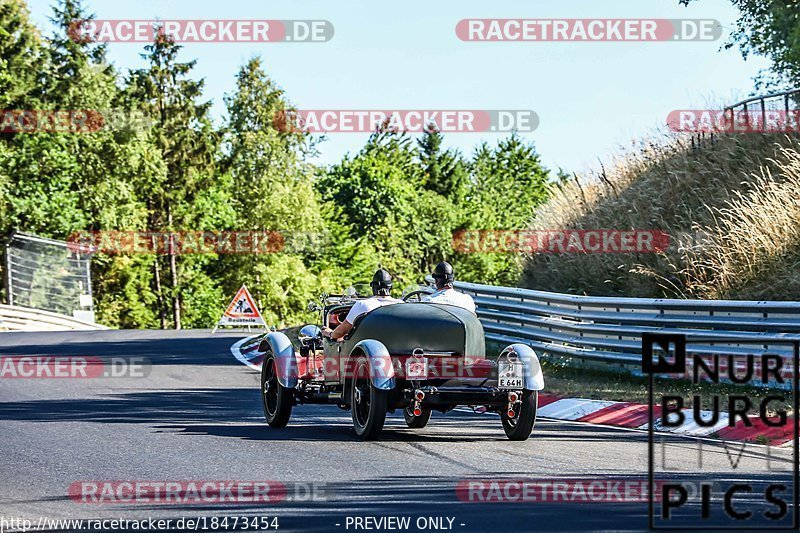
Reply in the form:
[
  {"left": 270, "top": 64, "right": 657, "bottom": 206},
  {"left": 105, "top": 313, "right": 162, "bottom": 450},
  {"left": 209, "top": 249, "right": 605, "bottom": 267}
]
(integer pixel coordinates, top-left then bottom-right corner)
[
  {"left": 681, "top": 146, "right": 800, "bottom": 298},
  {"left": 522, "top": 131, "right": 800, "bottom": 300}
]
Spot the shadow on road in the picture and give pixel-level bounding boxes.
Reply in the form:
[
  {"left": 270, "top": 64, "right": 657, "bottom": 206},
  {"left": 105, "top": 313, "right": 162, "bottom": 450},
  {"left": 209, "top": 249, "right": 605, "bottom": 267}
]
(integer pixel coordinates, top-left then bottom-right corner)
[
  {"left": 0, "top": 330, "right": 247, "bottom": 365},
  {"left": 0, "top": 388, "right": 258, "bottom": 424}
]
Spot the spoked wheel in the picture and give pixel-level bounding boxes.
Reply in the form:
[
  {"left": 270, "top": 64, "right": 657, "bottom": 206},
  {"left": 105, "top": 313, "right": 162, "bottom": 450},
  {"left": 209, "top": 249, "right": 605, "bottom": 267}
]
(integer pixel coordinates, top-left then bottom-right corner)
[
  {"left": 261, "top": 352, "right": 293, "bottom": 428},
  {"left": 403, "top": 405, "right": 432, "bottom": 428},
  {"left": 351, "top": 356, "right": 388, "bottom": 440},
  {"left": 501, "top": 390, "right": 538, "bottom": 441}
]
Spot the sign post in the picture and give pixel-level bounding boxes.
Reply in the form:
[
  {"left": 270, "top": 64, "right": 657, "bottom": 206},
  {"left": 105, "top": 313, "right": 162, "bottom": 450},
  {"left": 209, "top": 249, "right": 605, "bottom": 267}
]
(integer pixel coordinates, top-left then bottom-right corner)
[{"left": 212, "top": 285, "right": 266, "bottom": 333}]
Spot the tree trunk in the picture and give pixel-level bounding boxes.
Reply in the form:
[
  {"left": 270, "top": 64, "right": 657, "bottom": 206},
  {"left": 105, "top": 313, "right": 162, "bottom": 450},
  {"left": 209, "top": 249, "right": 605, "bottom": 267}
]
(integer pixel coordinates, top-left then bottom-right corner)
[
  {"left": 152, "top": 250, "right": 167, "bottom": 329},
  {"left": 167, "top": 210, "right": 181, "bottom": 330}
]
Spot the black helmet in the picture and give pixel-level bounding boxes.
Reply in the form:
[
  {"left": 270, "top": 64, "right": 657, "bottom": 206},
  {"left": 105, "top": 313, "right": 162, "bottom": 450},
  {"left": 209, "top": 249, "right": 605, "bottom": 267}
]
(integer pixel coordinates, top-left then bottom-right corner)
[
  {"left": 432, "top": 261, "right": 455, "bottom": 288},
  {"left": 370, "top": 269, "right": 393, "bottom": 295}
]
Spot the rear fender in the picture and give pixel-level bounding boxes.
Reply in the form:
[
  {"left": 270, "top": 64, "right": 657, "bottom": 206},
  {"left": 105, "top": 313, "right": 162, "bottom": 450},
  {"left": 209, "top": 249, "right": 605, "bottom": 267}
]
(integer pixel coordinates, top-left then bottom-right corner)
[
  {"left": 258, "top": 332, "right": 299, "bottom": 388},
  {"left": 498, "top": 343, "right": 544, "bottom": 391},
  {"left": 347, "top": 339, "right": 396, "bottom": 391}
]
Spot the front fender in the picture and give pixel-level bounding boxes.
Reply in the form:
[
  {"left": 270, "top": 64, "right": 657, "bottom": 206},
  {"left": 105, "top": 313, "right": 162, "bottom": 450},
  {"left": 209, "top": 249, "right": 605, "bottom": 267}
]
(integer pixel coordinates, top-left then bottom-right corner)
[
  {"left": 498, "top": 343, "right": 544, "bottom": 391},
  {"left": 258, "top": 332, "right": 299, "bottom": 388},
  {"left": 348, "top": 339, "right": 396, "bottom": 390}
]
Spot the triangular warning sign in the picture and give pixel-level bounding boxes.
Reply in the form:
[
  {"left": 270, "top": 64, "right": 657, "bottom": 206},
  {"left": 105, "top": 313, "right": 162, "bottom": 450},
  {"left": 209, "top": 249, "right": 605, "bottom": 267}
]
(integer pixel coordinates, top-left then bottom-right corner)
[{"left": 213, "top": 285, "right": 266, "bottom": 332}]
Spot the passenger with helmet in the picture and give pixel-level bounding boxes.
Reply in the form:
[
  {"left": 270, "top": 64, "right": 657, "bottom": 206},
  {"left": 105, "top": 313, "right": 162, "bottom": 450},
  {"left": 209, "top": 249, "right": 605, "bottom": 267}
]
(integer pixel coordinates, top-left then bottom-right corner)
[
  {"left": 423, "top": 261, "right": 476, "bottom": 314},
  {"left": 321, "top": 269, "right": 403, "bottom": 341}
]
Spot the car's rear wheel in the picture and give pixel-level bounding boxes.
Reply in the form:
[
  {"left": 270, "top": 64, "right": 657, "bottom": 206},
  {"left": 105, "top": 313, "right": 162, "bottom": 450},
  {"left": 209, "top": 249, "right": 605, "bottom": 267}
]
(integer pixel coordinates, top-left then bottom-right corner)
[
  {"left": 501, "top": 390, "right": 537, "bottom": 441},
  {"left": 403, "top": 406, "right": 432, "bottom": 428},
  {"left": 261, "top": 352, "right": 293, "bottom": 428},
  {"left": 351, "top": 356, "right": 388, "bottom": 440}
]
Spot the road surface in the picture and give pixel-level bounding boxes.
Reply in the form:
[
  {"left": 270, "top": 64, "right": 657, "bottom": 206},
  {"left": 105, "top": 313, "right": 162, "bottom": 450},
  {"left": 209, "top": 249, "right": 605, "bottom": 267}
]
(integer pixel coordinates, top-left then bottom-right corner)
[{"left": 0, "top": 330, "right": 794, "bottom": 532}]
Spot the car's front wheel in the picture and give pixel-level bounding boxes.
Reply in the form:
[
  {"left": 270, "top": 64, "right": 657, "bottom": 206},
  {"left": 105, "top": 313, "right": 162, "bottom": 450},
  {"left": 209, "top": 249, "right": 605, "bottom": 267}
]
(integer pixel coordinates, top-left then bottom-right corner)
[
  {"left": 261, "top": 352, "right": 293, "bottom": 428},
  {"left": 350, "top": 356, "right": 388, "bottom": 440},
  {"left": 501, "top": 390, "right": 537, "bottom": 441},
  {"left": 403, "top": 406, "right": 432, "bottom": 428}
]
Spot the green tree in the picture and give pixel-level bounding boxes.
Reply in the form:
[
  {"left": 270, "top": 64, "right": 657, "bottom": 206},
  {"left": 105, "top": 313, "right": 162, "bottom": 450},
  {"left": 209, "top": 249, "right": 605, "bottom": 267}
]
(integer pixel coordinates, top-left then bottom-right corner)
[
  {"left": 454, "top": 135, "right": 551, "bottom": 285},
  {"left": 320, "top": 131, "right": 425, "bottom": 285},
  {"left": 224, "top": 57, "right": 321, "bottom": 233},
  {"left": 0, "top": 0, "right": 44, "bottom": 111},
  {"left": 418, "top": 127, "right": 467, "bottom": 201},
  {"left": 45, "top": 0, "right": 114, "bottom": 108},
  {"left": 215, "top": 57, "right": 328, "bottom": 326},
  {"left": 680, "top": 0, "right": 800, "bottom": 88},
  {"left": 126, "top": 34, "right": 218, "bottom": 329}
]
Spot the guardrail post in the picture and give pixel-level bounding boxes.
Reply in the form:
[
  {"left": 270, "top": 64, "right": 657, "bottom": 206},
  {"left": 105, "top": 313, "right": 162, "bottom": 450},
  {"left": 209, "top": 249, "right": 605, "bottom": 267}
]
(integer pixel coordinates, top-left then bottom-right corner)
[
  {"left": 3, "top": 237, "right": 12, "bottom": 306},
  {"left": 785, "top": 94, "right": 790, "bottom": 132}
]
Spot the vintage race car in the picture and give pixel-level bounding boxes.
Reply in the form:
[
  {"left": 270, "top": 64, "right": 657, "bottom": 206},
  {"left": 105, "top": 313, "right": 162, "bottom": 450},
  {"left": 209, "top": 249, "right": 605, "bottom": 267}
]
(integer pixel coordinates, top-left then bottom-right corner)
[{"left": 255, "top": 285, "right": 545, "bottom": 440}]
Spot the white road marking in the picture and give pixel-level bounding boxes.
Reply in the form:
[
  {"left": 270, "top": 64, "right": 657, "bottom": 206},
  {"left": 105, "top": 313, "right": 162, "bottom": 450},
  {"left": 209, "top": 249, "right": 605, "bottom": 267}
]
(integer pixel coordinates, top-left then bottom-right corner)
[{"left": 230, "top": 335, "right": 261, "bottom": 371}]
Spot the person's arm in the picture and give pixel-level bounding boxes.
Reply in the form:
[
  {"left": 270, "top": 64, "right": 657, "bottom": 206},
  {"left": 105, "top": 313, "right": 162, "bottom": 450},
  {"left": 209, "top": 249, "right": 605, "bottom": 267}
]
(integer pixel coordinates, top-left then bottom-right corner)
[
  {"left": 322, "top": 320, "right": 353, "bottom": 341},
  {"left": 322, "top": 301, "right": 365, "bottom": 341}
]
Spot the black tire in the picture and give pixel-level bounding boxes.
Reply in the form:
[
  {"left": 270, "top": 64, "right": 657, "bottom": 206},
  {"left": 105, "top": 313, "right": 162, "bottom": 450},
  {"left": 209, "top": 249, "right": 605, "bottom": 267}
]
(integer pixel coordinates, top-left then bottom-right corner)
[
  {"left": 403, "top": 406, "right": 432, "bottom": 428},
  {"left": 261, "top": 352, "right": 293, "bottom": 428},
  {"left": 350, "top": 356, "right": 388, "bottom": 440},
  {"left": 501, "top": 390, "right": 538, "bottom": 441}
]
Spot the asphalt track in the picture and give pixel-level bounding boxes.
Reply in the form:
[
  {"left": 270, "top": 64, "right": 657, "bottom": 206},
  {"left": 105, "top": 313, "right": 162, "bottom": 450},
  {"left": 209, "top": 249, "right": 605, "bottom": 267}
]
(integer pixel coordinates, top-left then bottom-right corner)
[{"left": 0, "top": 330, "right": 795, "bottom": 532}]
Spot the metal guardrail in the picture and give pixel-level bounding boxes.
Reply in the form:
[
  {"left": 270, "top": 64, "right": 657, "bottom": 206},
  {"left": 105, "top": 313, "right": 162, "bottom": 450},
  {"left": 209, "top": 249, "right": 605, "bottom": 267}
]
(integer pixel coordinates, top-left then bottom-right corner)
[
  {"left": 0, "top": 304, "right": 108, "bottom": 332},
  {"left": 724, "top": 87, "right": 800, "bottom": 125},
  {"left": 453, "top": 280, "right": 800, "bottom": 367},
  {"left": 724, "top": 88, "right": 800, "bottom": 132},
  {"left": 689, "top": 87, "right": 800, "bottom": 151}
]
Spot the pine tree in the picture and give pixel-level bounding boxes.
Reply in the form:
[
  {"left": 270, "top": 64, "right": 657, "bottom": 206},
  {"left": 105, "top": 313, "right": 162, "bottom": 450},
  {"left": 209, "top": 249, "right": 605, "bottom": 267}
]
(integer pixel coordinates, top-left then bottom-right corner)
[
  {"left": 225, "top": 57, "right": 320, "bottom": 233},
  {"left": 0, "top": 0, "right": 45, "bottom": 111},
  {"left": 126, "top": 34, "right": 217, "bottom": 329},
  {"left": 418, "top": 127, "right": 467, "bottom": 201},
  {"left": 220, "top": 57, "right": 325, "bottom": 323},
  {"left": 46, "top": 0, "right": 114, "bottom": 108}
]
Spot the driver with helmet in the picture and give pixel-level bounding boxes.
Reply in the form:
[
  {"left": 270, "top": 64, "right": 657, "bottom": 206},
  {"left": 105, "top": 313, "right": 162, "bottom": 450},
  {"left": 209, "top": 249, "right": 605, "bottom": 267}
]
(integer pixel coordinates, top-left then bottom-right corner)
[
  {"left": 321, "top": 269, "right": 403, "bottom": 341},
  {"left": 423, "top": 261, "right": 476, "bottom": 314}
]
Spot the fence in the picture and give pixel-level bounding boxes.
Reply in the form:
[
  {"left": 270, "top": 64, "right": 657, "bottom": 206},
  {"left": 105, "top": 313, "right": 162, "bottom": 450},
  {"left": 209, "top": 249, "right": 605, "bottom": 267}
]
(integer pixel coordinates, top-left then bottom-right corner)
[
  {"left": 689, "top": 87, "right": 800, "bottom": 151},
  {"left": 3, "top": 231, "right": 95, "bottom": 323},
  {"left": 724, "top": 87, "right": 800, "bottom": 128},
  {"left": 453, "top": 280, "right": 800, "bottom": 378}
]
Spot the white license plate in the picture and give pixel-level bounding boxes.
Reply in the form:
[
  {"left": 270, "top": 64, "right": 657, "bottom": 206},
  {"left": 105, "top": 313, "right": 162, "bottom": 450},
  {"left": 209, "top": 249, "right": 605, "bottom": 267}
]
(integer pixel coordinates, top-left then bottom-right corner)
[
  {"left": 498, "top": 361, "right": 524, "bottom": 389},
  {"left": 405, "top": 357, "right": 429, "bottom": 379}
]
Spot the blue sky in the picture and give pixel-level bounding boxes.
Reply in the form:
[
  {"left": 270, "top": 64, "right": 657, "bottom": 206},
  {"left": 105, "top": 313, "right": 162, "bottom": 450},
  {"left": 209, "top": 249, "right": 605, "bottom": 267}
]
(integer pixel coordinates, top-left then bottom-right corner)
[{"left": 26, "top": 0, "right": 770, "bottom": 175}]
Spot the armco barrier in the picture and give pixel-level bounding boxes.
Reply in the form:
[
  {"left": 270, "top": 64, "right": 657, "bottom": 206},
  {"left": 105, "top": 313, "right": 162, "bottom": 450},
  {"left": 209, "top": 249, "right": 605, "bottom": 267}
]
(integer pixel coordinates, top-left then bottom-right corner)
[
  {"left": 0, "top": 304, "right": 108, "bottom": 332},
  {"left": 453, "top": 280, "right": 800, "bottom": 369}
]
